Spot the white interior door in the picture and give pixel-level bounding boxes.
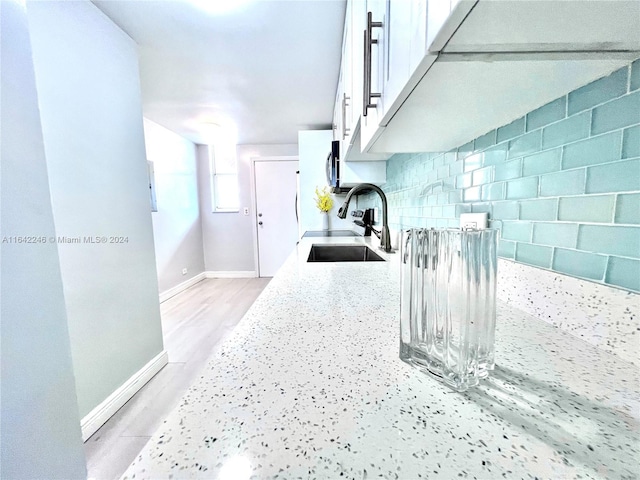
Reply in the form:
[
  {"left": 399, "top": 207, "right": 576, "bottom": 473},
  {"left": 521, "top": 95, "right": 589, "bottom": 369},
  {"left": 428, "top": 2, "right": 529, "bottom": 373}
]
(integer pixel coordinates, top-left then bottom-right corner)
[{"left": 254, "top": 160, "right": 299, "bottom": 277}]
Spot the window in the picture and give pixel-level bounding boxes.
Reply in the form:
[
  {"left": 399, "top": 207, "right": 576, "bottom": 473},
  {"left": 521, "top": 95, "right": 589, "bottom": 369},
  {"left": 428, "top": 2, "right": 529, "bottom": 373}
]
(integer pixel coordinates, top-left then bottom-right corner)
[{"left": 209, "top": 143, "right": 239, "bottom": 212}]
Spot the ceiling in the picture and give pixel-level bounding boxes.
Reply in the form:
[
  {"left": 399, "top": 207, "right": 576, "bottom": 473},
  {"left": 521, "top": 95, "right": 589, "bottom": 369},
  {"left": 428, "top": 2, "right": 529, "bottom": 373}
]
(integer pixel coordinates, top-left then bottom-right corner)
[{"left": 92, "top": 0, "right": 346, "bottom": 145}]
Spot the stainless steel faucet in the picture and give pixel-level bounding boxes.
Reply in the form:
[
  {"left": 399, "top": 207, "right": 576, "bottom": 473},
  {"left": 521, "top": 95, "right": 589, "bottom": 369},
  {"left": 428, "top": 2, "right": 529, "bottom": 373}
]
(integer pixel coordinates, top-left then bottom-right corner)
[{"left": 337, "top": 183, "right": 393, "bottom": 253}]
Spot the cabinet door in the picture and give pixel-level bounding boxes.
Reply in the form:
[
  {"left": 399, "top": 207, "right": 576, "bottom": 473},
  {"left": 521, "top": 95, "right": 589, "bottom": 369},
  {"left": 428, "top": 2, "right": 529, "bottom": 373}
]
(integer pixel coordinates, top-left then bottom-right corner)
[
  {"left": 340, "top": 0, "right": 388, "bottom": 162},
  {"left": 383, "top": 0, "right": 412, "bottom": 113},
  {"left": 427, "top": 0, "right": 476, "bottom": 52},
  {"left": 339, "top": 12, "right": 353, "bottom": 152},
  {"left": 332, "top": 81, "right": 341, "bottom": 142},
  {"left": 360, "top": 0, "right": 415, "bottom": 152},
  {"left": 359, "top": 0, "right": 386, "bottom": 150},
  {"left": 349, "top": 0, "right": 365, "bottom": 133},
  {"left": 409, "top": 0, "right": 428, "bottom": 74}
]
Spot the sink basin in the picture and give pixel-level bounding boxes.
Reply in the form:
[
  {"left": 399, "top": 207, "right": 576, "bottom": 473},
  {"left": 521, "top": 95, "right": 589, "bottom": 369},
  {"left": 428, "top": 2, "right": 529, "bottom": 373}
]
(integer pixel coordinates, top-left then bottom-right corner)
[{"left": 307, "top": 244, "right": 385, "bottom": 262}]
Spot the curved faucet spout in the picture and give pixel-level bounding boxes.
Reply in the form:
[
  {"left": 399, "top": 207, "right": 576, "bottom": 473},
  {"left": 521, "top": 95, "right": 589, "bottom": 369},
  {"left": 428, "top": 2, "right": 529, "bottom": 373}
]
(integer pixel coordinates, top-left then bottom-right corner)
[{"left": 337, "top": 183, "right": 393, "bottom": 253}]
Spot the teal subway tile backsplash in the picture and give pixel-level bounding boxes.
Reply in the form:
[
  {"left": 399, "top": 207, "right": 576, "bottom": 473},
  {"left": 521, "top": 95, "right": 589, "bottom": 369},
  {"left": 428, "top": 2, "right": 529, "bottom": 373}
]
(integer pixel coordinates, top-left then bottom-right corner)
[
  {"left": 567, "top": 67, "right": 628, "bottom": 115},
  {"left": 506, "top": 177, "right": 539, "bottom": 199},
  {"left": 472, "top": 166, "right": 493, "bottom": 186},
  {"left": 363, "top": 61, "right": 640, "bottom": 292},
  {"left": 508, "top": 130, "right": 541, "bottom": 158},
  {"left": 562, "top": 131, "right": 622, "bottom": 169},
  {"left": 526, "top": 97, "right": 566, "bottom": 131},
  {"left": 577, "top": 225, "right": 640, "bottom": 259},
  {"left": 494, "top": 158, "right": 522, "bottom": 181},
  {"left": 497, "top": 239, "right": 516, "bottom": 259},
  {"left": 444, "top": 151, "right": 457, "bottom": 165},
  {"left": 622, "top": 125, "right": 640, "bottom": 159},
  {"left": 458, "top": 140, "right": 474, "bottom": 154},
  {"left": 457, "top": 172, "right": 473, "bottom": 189},
  {"left": 455, "top": 203, "right": 471, "bottom": 216},
  {"left": 586, "top": 159, "right": 640, "bottom": 193},
  {"left": 442, "top": 205, "right": 456, "bottom": 218},
  {"left": 464, "top": 153, "right": 482, "bottom": 172},
  {"left": 497, "top": 117, "right": 525, "bottom": 143},
  {"left": 520, "top": 198, "right": 557, "bottom": 221},
  {"left": 591, "top": 91, "right": 640, "bottom": 135},
  {"left": 553, "top": 248, "right": 607, "bottom": 281},
  {"left": 606, "top": 257, "right": 640, "bottom": 291},
  {"left": 474, "top": 130, "right": 496, "bottom": 151},
  {"left": 464, "top": 186, "right": 481, "bottom": 202},
  {"left": 558, "top": 195, "right": 615, "bottom": 223},
  {"left": 449, "top": 160, "right": 464, "bottom": 176},
  {"left": 542, "top": 111, "right": 590, "bottom": 149},
  {"left": 615, "top": 194, "right": 640, "bottom": 225},
  {"left": 631, "top": 59, "right": 640, "bottom": 91},
  {"left": 515, "top": 243, "right": 553, "bottom": 268},
  {"left": 471, "top": 203, "right": 492, "bottom": 214},
  {"left": 481, "top": 182, "right": 505, "bottom": 201},
  {"left": 492, "top": 201, "right": 519, "bottom": 220},
  {"left": 533, "top": 222, "right": 578, "bottom": 248},
  {"left": 522, "top": 149, "right": 561, "bottom": 176},
  {"left": 442, "top": 177, "right": 455, "bottom": 191},
  {"left": 449, "top": 190, "right": 463, "bottom": 204},
  {"left": 539, "top": 169, "right": 585, "bottom": 197},
  {"left": 482, "top": 145, "right": 508, "bottom": 166},
  {"left": 502, "top": 221, "right": 532, "bottom": 242}
]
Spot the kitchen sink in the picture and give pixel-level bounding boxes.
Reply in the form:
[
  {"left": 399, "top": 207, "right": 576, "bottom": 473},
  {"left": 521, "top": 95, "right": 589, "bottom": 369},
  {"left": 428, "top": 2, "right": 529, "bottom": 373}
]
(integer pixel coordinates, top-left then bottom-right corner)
[{"left": 307, "top": 244, "right": 385, "bottom": 262}]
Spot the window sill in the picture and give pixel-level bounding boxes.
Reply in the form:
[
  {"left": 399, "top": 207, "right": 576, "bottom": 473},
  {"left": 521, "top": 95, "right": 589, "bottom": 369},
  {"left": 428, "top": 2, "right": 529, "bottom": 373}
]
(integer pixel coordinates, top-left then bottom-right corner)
[{"left": 212, "top": 209, "right": 240, "bottom": 213}]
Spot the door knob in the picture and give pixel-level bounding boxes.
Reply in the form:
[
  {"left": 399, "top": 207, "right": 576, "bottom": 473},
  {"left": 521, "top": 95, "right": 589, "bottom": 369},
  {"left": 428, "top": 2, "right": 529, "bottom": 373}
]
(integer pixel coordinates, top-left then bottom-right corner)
[
  {"left": 258, "top": 221, "right": 263, "bottom": 226},
  {"left": 258, "top": 213, "right": 263, "bottom": 217}
]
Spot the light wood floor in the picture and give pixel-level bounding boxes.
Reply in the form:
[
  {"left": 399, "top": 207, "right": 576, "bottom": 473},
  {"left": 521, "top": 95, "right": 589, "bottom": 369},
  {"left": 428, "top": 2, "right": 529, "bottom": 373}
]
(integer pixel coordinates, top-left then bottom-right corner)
[{"left": 84, "top": 277, "right": 271, "bottom": 480}]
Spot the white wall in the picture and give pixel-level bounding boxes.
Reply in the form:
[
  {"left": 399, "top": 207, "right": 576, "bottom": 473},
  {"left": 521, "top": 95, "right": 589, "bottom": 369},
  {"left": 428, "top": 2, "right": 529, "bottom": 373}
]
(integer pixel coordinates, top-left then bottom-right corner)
[
  {"left": 198, "top": 143, "right": 298, "bottom": 273},
  {"left": 27, "top": 1, "right": 164, "bottom": 418},
  {"left": 298, "top": 130, "right": 354, "bottom": 233},
  {"left": 144, "top": 119, "right": 205, "bottom": 293},
  {"left": 0, "top": 1, "right": 86, "bottom": 477}
]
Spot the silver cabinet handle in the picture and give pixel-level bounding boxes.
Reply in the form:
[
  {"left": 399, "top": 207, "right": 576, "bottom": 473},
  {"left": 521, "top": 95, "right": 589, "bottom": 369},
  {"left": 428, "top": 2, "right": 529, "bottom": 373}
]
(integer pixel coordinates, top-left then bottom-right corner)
[
  {"left": 342, "top": 92, "right": 351, "bottom": 139},
  {"left": 363, "top": 11, "right": 382, "bottom": 117}
]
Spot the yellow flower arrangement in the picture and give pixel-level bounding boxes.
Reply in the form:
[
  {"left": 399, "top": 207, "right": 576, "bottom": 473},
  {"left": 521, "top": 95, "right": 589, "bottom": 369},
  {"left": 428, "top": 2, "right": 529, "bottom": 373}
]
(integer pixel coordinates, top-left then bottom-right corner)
[{"left": 314, "top": 186, "right": 334, "bottom": 213}]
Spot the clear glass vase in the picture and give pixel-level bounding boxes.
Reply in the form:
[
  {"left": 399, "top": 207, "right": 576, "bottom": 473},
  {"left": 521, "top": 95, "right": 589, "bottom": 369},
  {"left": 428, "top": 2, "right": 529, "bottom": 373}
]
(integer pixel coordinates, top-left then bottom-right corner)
[{"left": 400, "top": 228, "right": 498, "bottom": 392}]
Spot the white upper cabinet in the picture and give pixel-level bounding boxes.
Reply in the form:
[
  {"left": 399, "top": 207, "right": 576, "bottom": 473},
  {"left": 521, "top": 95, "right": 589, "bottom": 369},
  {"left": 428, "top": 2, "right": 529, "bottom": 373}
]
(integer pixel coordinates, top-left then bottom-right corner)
[
  {"left": 441, "top": 0, "right": 640, "bottom": 54},
  {"left": 337, "top": 12, "right": 352, "bottom": 149},
  {"left": 359, "top": 0, "right": 476, "bottom": 152},
  {"left": 426, "top": 0, "right": 477, "bottom": 53},
  {"left": 371, "top": 55, "right": 638, "bottom": 153},
  {"left": 339, "top": 0, "right": 391, "bottom": 161},
  {"left": 359, "top": 0, "right": 386, "bottom": 150},
  {"left": 332, "top": 86, "right": 341, "bottom": 143},
  {"left": 335, "top": 0, "right": 640, "bottom": 155}
]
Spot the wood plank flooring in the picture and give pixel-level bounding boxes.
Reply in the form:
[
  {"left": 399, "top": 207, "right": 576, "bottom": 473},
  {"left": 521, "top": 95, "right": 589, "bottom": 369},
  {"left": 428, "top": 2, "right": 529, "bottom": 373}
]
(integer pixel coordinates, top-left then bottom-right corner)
[{"left": 84, "top": 277, "right": 271, "bottom": 480}]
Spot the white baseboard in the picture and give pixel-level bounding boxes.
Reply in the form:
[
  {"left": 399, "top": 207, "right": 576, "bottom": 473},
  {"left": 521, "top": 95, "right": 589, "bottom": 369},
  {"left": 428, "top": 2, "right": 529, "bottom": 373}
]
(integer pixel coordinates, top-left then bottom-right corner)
[
  {"left": 205, "top": 270, "right": 257, "bottom": 278},
  {"left": 81, "top": 350, "right": 169, "bottom": 441},
  {"left": 159, "top": 272, "right": 206, "bottom": 303}
]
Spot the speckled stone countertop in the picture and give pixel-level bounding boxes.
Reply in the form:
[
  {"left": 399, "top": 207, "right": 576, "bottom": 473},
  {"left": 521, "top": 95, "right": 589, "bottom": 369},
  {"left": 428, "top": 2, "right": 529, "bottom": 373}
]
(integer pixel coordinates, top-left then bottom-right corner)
[{"left": 122, "top": 236, "right": 639, "bottom": 480}]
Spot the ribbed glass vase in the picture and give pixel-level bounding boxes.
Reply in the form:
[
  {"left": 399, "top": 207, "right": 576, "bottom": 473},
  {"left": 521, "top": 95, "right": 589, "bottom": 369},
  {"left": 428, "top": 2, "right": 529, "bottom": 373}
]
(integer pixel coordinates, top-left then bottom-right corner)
[{"left": 400, "top": 228, "right": 498, "bottom": 392}]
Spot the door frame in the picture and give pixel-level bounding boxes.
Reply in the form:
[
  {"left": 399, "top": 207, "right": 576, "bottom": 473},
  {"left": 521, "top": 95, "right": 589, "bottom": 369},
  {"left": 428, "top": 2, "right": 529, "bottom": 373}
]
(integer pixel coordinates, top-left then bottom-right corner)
[{"left": 249, "top": 155, "right": 299, "bottom": 277}]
